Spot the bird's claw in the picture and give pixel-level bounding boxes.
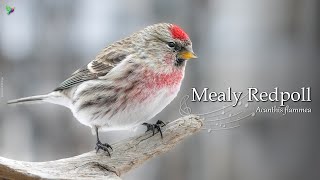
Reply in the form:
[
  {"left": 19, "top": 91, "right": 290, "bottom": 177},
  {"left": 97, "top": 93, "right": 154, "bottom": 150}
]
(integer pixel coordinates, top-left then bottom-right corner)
[
  {"left": 142, "top": 120, "right": 166, "bottom": 138},
  {"left": 95, "top": 141, "right": 113, "bottom": 156}
]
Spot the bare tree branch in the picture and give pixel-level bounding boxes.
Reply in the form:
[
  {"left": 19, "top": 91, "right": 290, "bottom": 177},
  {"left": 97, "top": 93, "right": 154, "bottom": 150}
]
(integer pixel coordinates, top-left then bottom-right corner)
[{"left": 0, "top": 115, "right": 203, "bottom": 180}]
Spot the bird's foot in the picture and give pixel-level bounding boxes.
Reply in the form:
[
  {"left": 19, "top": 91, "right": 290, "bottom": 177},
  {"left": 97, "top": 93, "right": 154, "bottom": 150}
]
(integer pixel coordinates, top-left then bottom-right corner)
[
  {"left": 142, "top": 120, "right": 166, "bottom": 138},
  {"left": 95, "top": 140, "right": 113, "bottom": 156}
]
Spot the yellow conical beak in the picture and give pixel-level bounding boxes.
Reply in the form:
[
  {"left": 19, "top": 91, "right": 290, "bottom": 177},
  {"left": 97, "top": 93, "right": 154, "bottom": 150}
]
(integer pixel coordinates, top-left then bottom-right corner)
[{"left": 178, "top": 50, "right": 197, "bottom": 60}]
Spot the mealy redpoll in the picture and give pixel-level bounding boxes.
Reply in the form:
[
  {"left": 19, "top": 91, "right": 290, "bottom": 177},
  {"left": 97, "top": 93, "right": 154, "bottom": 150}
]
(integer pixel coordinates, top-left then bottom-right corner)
[{"left": 7, "top": 23, "right": 197, "bottom": 156}]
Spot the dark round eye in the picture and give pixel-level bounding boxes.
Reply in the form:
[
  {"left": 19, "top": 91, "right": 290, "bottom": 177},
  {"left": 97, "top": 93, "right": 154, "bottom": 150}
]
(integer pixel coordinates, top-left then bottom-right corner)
[{"left": 168, "top": 42, "right": 175, "bottom": 48}]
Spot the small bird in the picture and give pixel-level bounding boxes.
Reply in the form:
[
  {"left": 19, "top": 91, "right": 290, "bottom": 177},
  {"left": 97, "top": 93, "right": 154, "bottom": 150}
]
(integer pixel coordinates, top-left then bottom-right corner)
[
  {"left": 6, "top": 5, "right": 15, "bottom": 15},
  {"left": 8, "top": 23, "right": 197, "bottom": 156}
]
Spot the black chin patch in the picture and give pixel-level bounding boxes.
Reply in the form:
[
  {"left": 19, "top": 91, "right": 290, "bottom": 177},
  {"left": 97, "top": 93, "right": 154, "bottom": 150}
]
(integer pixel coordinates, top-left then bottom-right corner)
[{"left": 175, "top": 58, "right": 185, "bottom": 67}]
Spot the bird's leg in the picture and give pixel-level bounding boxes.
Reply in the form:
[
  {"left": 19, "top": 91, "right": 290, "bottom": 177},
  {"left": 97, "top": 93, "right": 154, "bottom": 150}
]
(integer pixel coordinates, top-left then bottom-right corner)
[
  {"left": 94, "top": 126, "right": 113, "bottom": 156},
  {"left": 142, "top": 120, "right": 166, "bottom": 138}
]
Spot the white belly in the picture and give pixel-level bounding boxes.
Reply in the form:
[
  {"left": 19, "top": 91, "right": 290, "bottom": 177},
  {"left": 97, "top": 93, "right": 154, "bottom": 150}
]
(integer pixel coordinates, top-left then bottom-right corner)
[
  {"left": 71, "top": 84, "right": 180, "bottom": 132},
  {"left": 102, "top": 88, "right": 178, "bottom": 131}
]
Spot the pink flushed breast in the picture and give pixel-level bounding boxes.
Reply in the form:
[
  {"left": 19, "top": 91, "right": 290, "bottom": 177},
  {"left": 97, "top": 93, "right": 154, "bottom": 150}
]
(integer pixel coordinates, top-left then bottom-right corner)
[
  {"left": 143, "top": 69, "right": 184, "bottom": 89},
  {"left": 129, "top": 69, "right": 184, "bottom": 103}
]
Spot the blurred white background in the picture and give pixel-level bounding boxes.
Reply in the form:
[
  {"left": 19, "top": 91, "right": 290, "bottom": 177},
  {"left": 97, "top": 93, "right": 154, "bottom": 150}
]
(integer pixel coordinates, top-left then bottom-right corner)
[{"left": 0, "top": 0, "right": 319, "bottom": 180}]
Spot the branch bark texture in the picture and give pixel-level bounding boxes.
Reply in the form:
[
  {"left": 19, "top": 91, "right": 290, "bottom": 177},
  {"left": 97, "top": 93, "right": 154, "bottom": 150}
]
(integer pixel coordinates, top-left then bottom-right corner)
[{"left": 0, "top": 115, "right": 203, "bottom": 180}]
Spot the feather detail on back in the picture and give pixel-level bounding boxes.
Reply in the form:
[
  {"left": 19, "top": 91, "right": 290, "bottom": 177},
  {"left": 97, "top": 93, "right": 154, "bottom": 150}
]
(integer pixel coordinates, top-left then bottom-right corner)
[{"left": 54, "top": 42, "right": 130, "bottom": 91}]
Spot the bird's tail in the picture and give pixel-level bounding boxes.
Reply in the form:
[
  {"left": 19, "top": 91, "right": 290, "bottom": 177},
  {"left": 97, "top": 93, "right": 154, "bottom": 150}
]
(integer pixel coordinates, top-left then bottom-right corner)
[{"left": 7, "top": 94, "right": 50, "bottom": 105}]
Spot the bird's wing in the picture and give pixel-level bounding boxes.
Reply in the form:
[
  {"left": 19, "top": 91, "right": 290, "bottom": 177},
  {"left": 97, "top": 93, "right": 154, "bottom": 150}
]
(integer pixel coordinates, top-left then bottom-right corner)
[{"left": 54, "top": 48, "right": 128, "bottom": 91}]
